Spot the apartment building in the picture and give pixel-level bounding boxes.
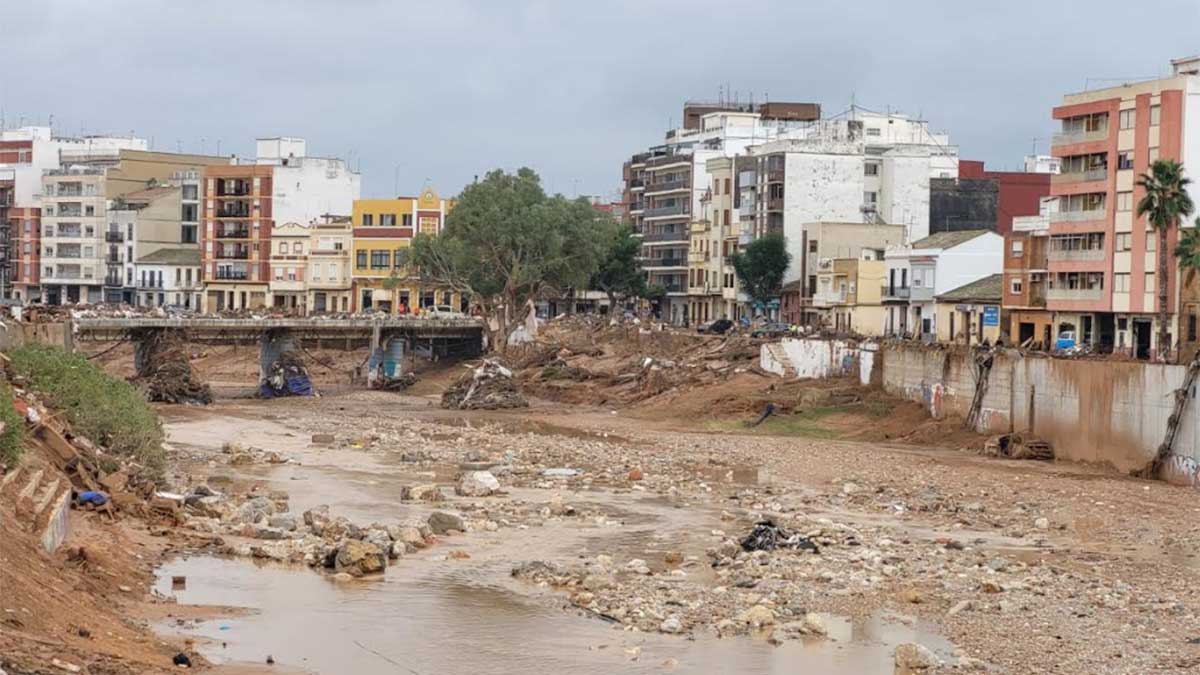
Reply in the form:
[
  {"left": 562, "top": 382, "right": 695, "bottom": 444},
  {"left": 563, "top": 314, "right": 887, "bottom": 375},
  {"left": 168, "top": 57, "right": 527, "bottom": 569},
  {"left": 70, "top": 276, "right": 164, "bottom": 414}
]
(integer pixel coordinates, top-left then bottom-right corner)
[
  {"left": 929, "top": 160, "right": 1052, "bottom": 236},
  {"left": 687, "top": 157, "right": 751, "bottom": 323},
  {"left": 883, "top": 230, "right": 1003, "bottom": 338},
  {"left": 624, "top": 103, "right": 820, "bottom": 324},
  {"left": 1044, "top": 56, "right": 1200, "bottom": 359},
  {"left": 811, "top": 257, "right": 887, "bottom": 335},
  {"left": 1002, "top": 198, "right": 1056, "bottom": 347},
  {"left": 306, "top": 218, "right": 353, "bottom": 314},
  {"left": 201, "top": 138, "right": 360, "bottom": 312},
  {"left": 38, "top": 168, "right": 107, "bottom": 303},
  {"left": 791, "top": 221, "right": 905, "bottom": 326},
  {"left": 351, "top": 188, "right": 456, "bottom": 312},
  {"left": 268, "top": 221, "right": 310, "bottom": 312}
]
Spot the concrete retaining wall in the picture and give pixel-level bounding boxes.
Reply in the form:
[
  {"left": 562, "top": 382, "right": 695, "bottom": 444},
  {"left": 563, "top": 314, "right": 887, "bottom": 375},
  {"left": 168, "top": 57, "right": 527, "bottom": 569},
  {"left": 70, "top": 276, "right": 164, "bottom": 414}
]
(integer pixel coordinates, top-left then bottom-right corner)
[
  {"left": 0, "top": 322, "right": 72, "bottom": 351},
  {"left": 880, "top": 344, "right": 1197, "bottom": 473},
  {"left": 760, "top": 338, "right": 874, "bottom": 385}
]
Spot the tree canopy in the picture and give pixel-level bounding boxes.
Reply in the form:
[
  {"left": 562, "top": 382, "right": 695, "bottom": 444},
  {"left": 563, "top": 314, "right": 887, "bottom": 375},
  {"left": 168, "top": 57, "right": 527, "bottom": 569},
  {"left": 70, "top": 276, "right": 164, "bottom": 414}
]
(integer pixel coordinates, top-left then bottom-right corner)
[
  {"left": 1137, "top": 159, "right": 1195, "bottom": 360},
  {"left": 590, "top": 222, "right": 646, "bottom": 309},
  {"left": 729, "top": 231, "right": 791, "bottom": 312},
  {"left": 406, "top": 168, "right": 612, "bottom": 349}
]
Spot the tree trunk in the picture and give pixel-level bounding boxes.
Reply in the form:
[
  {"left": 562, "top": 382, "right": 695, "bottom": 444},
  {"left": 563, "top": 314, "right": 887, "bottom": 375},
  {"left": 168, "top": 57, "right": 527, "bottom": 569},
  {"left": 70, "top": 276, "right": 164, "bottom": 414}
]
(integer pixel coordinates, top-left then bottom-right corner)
[
  {"left": 1159, "top": 225, "right": 1171, "bottom": 361},
  {"left": 606, "top": 290, "right": 617, "bottom": 317}
]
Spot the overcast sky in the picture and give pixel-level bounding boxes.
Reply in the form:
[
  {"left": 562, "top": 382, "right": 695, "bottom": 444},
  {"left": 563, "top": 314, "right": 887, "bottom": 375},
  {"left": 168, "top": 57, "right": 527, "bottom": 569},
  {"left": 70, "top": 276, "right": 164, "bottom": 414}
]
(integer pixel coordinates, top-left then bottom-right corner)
[{"left": 4, "top": 0, "right": 1199, "bottom": 200}]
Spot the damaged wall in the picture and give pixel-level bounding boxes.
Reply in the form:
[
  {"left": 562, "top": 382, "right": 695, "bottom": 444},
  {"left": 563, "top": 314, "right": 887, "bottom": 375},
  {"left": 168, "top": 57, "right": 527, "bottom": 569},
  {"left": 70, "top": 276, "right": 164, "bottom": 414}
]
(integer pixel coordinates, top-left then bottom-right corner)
[
  {"left": 880, "top": 343, "right": 1198, "bottom": 472},
  {"left": 761, "top": 338, "right": 874, "bottom": 385},
  {"left": 0, "top": 322, "right": 72, "bottom": 351}
]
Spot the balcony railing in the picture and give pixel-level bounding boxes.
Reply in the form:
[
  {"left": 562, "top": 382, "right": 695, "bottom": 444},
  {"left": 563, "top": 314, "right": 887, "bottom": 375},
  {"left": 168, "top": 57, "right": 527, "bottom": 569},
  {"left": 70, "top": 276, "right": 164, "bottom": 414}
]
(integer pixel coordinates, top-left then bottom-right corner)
[
  {"left": 214, "top": 227, "right": 251, "bottom": 239},
  {"left": 215, "top": 269, "right": 249, "bottom": 280},
  {"left": 106, "top": 252, "right": 120, "bottom": 263},
  {"left": 814, "top": 289, "right": 847, "bottom": 305},
  {"left": 766, "top": 197, "right": 783, "bottom": 211},
  {"left": 883, "top": 285, "right": 911, "bottom": 299},
  {"left": 644, "top": 179, "right": 689, "bottom": 194},
  {"left": 1052, "top": 209, "right": 1105, "bottom": 223},
  {"left": 766, "top": 169, "right": 784, "bottom": 182},
  {"left": 643, "top": 257, "right": 687, "bottom": 269},
  {"left": 105, "top": 231, "right": 124, "bottom": 243},
  {"left": 137, "top": 279, "right": 165, "bottom": 289},
  {"left": 641, "top": 230, "right": 688, "bottom": 242},
  {"left": 688, "top": 251, "right": 709, "bottom": 264},
  {"left": 1046, "top": 287, "right": 1104, "bottom": 301},
  {"left": 216, "top": 183, "right": 252, "bottom": 197},
  {"left": 104, "top": 273, "right": 123, "bottom": 288},
  {"left": 1047, "top": 248, "right": 1105, "bottom": 262},
  {"left": 216, "top": 248, "right": 251, "bottom": 259},
  {"left": 1051, "top": 168, "right": 1107, "bottom": 185},
  {"left": 218, "top": 207, "right": 251, "bottom": 218},
  {"left": 644, "top": 204, "right": 689, "bottom": 219},
  {"left": 1051, "top": 128, "right": 1109, "bottom": 146}
]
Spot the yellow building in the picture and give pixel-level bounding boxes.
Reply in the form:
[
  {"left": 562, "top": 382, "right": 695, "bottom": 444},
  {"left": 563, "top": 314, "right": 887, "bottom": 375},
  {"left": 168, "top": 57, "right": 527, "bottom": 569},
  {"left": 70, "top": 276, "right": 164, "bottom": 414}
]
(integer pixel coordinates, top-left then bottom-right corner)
[
  {"left": 934, "top": 274, "right": 1004, "bottom": 345},
  {"left": 812, "top": 257, "right": 887, "bottom": 336},
  {"left": 351, "top": 188, "right": 460, "bottom": 312}
]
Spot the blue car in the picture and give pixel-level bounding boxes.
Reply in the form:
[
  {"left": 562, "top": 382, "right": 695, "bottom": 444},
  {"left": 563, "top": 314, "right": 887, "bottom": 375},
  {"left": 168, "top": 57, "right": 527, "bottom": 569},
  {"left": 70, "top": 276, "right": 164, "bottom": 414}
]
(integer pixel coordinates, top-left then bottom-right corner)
[{"left": 1054, "top": 330, "right": 1077, "bottom": 351}]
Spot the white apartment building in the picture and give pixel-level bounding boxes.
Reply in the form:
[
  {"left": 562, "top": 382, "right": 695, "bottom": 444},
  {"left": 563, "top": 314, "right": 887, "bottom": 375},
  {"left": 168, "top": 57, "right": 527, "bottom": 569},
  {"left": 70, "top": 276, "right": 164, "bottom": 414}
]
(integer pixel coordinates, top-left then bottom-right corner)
[
  {"left": 252, "top": 137, "right": 360, "bottom": 226},
  {"left": 39, "top": 168, "right": 107, "bottom": 304},
  {"left": 883, "top": 229, "right": 1004, "bottom": 337},
  {"left": 133, "top": 248, "right": 201, "bottom": 309}
]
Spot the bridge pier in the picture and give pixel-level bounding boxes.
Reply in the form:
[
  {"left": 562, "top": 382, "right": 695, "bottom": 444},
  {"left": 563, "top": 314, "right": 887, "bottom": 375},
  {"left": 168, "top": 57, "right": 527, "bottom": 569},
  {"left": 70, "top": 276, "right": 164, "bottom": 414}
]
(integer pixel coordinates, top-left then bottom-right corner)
[
  {"left": 366, "top": 328, "right": 408, "bottom": 387},
  {"left": 259, "top": 328, "right": 298, "bottom": 382}
]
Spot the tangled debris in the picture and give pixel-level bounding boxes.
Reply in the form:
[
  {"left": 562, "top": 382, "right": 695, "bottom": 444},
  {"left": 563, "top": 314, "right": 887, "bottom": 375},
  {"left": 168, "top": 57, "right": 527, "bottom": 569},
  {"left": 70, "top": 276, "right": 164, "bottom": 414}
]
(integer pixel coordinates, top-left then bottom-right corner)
[
  {"left": 983, "top": 433, "right": 1054, "bottom": 461},
  {"left": 258, "top": 351, "right": 314, "bottom": 398},
  {"left": 442, "top": 359, "right": 528, "bottom": 410},
  {"left": 134, "top": 330, "right": 212, "bottom": 405},
  {"left": 740, "top": 520, "right": 820, "bottom": 553}
]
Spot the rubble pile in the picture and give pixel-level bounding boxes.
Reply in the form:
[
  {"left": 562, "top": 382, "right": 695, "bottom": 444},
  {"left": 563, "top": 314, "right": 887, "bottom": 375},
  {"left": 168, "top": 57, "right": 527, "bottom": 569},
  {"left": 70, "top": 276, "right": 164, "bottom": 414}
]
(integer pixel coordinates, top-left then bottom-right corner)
[
  {"left": 441, "top": 359, "right": 528, "bottom": 410},
  {"left": 258, "top": 350, "right": 314, "bottom": 398},
  {"left": 135, "top": 330, "right": 212, "bottom": 405}
]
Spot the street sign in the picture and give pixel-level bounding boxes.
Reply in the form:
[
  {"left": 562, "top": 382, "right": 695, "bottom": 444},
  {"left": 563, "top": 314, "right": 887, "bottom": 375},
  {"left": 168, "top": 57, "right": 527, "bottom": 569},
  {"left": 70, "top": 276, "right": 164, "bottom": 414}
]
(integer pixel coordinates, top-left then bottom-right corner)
[{"left": 982, "top": 305, "right": 999, "bottom": 326}]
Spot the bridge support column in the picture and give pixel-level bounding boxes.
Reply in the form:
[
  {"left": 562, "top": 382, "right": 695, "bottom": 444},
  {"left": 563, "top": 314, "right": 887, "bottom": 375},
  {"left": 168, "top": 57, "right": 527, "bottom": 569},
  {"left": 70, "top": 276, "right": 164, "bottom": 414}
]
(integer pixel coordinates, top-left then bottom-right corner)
[{"left": 259, "top": 329, "right": 297, "bottom": 382}]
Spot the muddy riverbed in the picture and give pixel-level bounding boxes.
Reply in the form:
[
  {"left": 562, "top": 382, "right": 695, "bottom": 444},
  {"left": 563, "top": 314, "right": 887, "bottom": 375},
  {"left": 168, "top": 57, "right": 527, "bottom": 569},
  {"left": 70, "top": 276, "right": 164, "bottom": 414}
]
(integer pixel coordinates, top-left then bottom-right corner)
[{"left": 146, "top": 391, "right": 1200, "bottom": 674}]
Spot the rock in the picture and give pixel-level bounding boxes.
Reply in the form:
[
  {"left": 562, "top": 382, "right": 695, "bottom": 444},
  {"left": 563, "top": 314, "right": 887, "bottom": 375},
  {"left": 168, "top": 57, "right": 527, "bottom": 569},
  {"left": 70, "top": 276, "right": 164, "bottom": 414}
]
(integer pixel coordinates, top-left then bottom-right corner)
[
  {"left": 333, "top": 540, "right": 387, "bottom": 577},
  {"left": 736, "top": 605, "right": 776, "bottom": 628},
  {"left": 332, "top": 572, "right": 354, "bottom": 582},
  {"left": 947, "top": 599, "right": 972, "bottom": 616},
  {"left": 898, "top": 588, "right": 923, "bottom": 604},
  {"left": 387, "top": 525, "right": 426, "bottom": 548},
  {"left": 979, "top": 580, "right": 1003, "bottom": 594},
  {"left": 842, "top": 482, "right": 860, "bottom": 495},
  {"left": 986, "top": 558, "right": 1008, "bottom": 572},
  {"left": 628, "top": 468, "right": 644, "bottom": 481},
  {"left": 447, "top": 550, "right": 471, "bottom": 560},
  {"left": 365, "top": 528, "right": 394, "bottom": 555},
  {"left": 456, "top": 471, "right": 500, "bottom": 497},
  {"left": 957, "top": 655, "right": 987, "bottom": 670},
  {"left": 543, "top": 468, "right": 579, "bottom": 477},
  {"left": 1034, "top": 517, "right": 1050, "bottom": 530},
  {"left": 268, "top": 514, "right": 298, "bottom": 531},
  {"left": 664, "top": 551, "right": 683, "bottom": 565},
  {"left": 582, "top": 574, "right": 614, "bottom": 591},
  {"left": 464, "top": 449, "right": 484, "bottom": 462},
  {"left": 409, "top": 484, "right": 444, "bottom": 502},
  {"left": 311, "top": 433, "right": 336, "bottom": 445},
  {"left": 659, "top": 616, "right": 683, "bottom": 633},
  {"left": 428, "top": 511, "right": 466, "bottom": 535},
  {"left": 801, "top": 612, "right": 827, "bottom": 636},
  {"left": 894, "top": 643, "right": 942, "bottom": 672},
  {"left": 571, "top": 591, "right": 595, "bottom": 606},
  {"left": 51, "top": 658, "right": 82, "bottom": 673}
]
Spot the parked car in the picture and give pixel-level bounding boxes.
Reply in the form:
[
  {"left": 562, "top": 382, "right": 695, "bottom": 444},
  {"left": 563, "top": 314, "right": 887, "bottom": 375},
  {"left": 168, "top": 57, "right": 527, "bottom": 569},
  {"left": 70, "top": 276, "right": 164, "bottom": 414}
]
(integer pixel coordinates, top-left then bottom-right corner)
[
  {"left": 1054, "top": 330, "right": 1077, "bottom": 351},
  {"left": 697, "top": 318, "right": 734, "bottom": 335},
  {"left": 750, "top": 322, "right": 790, "bottom": 338},
  {"left": 427, "top": 306, "right": 465, "bottom": 318}
]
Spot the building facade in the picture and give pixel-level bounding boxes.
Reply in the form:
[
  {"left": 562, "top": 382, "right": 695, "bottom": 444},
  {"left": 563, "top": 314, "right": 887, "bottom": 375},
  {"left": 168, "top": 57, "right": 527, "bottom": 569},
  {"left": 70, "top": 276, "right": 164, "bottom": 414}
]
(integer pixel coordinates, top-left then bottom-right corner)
[
  {"left": 1002, "top": 201, "right": 1055, "bottom": 347},
  {"left": 1044, "top": 56, "right": 1200, "bottom": 359},
  {"left": 811, "top": 257, "right": 887, "bottom": 335},
  {"left": 351, "top": 188, "right": 456, "bottom": 313},
  {"left": 133, "top": 248, "right": 201, "bottom": 309},
  {"left": 39, "top": 168, "right": 107, "bottom": 304},
  {"left": 792, "top": 221, "right": 905, "bottom": 326},
  {"left": 933, "top": 274, "right": 1004, "bottom": 345},
  {"left": 883, "top": 230, "right": 1004, "bottom": 338}
]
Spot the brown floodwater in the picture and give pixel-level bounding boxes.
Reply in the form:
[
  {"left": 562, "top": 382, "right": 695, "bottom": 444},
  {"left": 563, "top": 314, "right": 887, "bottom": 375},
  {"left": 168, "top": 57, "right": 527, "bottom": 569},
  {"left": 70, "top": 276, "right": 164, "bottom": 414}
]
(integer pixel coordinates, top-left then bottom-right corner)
[{"left": 154, "top": 404, "right": 957, "bottom": 674}]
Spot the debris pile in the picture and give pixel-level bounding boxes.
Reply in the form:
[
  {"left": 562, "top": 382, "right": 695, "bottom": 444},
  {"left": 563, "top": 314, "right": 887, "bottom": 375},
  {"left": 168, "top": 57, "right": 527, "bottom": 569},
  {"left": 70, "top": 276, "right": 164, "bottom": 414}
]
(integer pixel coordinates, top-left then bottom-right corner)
[
  {"left": 258, "top": 350, "right": 314, "bottom": 398},
  {"left": 982, "top": 433, "right": 1054, "bottom": 460},
  {"left": 739, "top": 520, "right": 820, "bottom": 553},
  {"left": 441, "top": 359, "right": 528, "bottom": 410},
  {"left": 134, "top": 329, "right": 212, "bottom": 405}
]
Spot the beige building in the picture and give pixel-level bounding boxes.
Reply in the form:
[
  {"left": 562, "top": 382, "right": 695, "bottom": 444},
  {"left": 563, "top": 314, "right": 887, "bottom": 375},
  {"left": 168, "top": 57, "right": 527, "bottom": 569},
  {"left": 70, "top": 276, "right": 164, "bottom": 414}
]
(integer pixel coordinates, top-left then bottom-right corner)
[
  {"left": 793, "top": 221, "right": 906, "bottom": 326},
  {"left": 268, "top": 218, "right": 353, "bottom": 314},
  {"left": 934, "top": 274, "right": 1004, "bottom": 345},
  {"left": 811, "top": 257, "right": 887, "bottom": 335},
  {"left": 687, "top": 157, "right": 750, "bottom": 324}
]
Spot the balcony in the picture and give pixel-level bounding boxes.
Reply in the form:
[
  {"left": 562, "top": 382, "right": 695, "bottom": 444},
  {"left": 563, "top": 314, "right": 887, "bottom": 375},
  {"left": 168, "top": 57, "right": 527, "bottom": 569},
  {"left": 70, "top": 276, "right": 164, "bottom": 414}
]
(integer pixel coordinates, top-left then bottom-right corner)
[
  {"left": 216, "top": 247, "right": 251, "bottom": 260},
  {"left": 217, "top": 206, "right": 251, "bottom": 218},
  {"left": 814, "top": 288, "right": 847, "bottom": 305},
  {"left": 644, "top": 179, "right": 689, "bottom": 194},
  {"left": 1046, "top": 287, "right": 1104, "bottom": 301},
  {"left": 1052, "top": 209, "right": 1105, "bottom": 223},
  {"left": 644, "top": 204, "right": 689, "bottom": 219},
  {"left": 766, "top": 169, "right": 784, "bottom": 182},
  {"left": 1051, "top": 168, "right": 1107, "bottom": 185},
  {"left": 105, "top": 230, "right": 124, "bottom": 243},
  {"left": 50, "top": 187, "right": 83, "bottom": 198},
  {"left": 643, "top": 257, "right": 688, "bottom": 269},
  {"left": 1047, "top": 248, "right": 1105, "bottom": 262},
  {"left": 214, "top": 226, "right": 251, "bottom": 239},
  {"left": 627, "top": 178, "right": 644, "bottom": 190},
  {"left": 106, "top": 252, "right": 120, "bottom": 263},
  {"left": 766, "top": 197, "right": 783, "bottom": 211},
  {"left": 215, "top": 269, "right": 249, "bottom": 281},
  {"left": 104, "top": 272, "right": 124, "bottom": 288},
  {"left": 641, "top": 230, "right": 689, "bottom": 243},
  {"left": 1051, "top": 128, "right": 1108, "bottom": 146},
  {"left": 216, "top": 182, "right": 252, "bottom": 197},
  {"left": 883, "top": 285, "right": 911, "bottom": 300},
  {"left": 688, "top": 250, "right": 709, "bottom": 263},
  {"left": 137, "top": 279, "right": 164, "bottom": 289}
]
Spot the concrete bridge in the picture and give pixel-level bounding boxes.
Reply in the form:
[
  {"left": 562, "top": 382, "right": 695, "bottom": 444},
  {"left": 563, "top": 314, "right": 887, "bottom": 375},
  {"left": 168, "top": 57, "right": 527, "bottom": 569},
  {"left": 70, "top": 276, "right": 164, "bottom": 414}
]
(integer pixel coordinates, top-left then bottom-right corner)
[{"left": 73, "top": 316, "right": 486, "bottom": 385}]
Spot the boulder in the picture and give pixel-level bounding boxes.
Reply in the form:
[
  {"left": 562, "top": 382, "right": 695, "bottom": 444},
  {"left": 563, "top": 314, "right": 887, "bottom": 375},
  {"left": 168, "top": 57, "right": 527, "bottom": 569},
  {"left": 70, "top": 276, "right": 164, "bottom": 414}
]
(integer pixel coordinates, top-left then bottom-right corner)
[
  {"left": 736, "top": 605, "right": 776, "bottom": 628},
  {"left": 333, "top": 540, "right": 387, "bottom": 577},
  {"left": 428, "top": 511, "right": 466, "bottom": 535},
  {"left": 268, "top": 514, "right": 298, "bottom": 531},
  {"left": 364, "top": 528, "right": 394, "bottom": 556},
  {"left": 409, "top": 484, "right": 444, "bottom": 502},
  {"left": 456, "top": 471, "right": 500, "bottom": 497},
  {"left": 387, "top": 524, "right": 427, "bottom": 549},
  {"left": 894, "top": 643, "right": 942, "bottom": 673}
]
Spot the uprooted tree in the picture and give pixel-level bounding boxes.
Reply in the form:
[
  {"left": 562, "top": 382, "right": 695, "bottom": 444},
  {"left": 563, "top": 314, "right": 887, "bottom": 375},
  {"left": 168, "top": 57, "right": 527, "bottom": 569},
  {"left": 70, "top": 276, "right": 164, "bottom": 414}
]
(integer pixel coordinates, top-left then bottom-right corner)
[
  {"left": 404, "top": 168, "right": 612, "bottom": 351},
  {"left": 729, "top": 231, "right": 791, "bottom": 315}
]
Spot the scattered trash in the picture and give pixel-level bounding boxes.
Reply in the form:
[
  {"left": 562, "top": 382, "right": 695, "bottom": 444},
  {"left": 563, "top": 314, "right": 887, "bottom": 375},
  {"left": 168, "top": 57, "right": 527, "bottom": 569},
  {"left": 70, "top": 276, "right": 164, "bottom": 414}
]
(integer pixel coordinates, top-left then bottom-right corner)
[
  {"left": 75, "top": 490, "right": 108, "bottom": 507},
  {"left": 740, "top": 520, "right": 820, "bottom": 554},
  {"left": 172, "top": 575, "right": 187, "bottom": 590},
  {"left": 749, "top": 402, "right": 776, "bottom": 427},
  {"left": 135, "top": 329, "right": 213, "bottom": 405},
  {"left": 258, "top": 351, "right": 314, "bottom": 398},
  {"left": 543, "top": 468, "right": 580, "bottom": 478},
  {"left": 982, "top": 433, "right": 1053, "bottom": 461},
  {"left": 311, "top": 433, "right": 336, "bottom": 445},
  {"left": 441, "top": 359, "right": 528, "bottom": 410},
  {"left": 172, "top": 653, "right": 192, "bottom": 668}
]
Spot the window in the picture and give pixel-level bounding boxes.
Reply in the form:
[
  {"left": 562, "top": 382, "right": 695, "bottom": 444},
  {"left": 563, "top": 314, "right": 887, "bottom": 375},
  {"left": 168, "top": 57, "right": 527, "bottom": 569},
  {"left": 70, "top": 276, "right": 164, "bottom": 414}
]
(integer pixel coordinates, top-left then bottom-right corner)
[
  {"left": 402, "top": 214, "right": 413, "bottom": 228},
  {"left": 1115, "top": 233, "right": 1131, "bottom": 251},
  {"left": 1146, "top": 271, "right": 1156, "bottom": 290},
  {"left": 328, "top": 263, "right": 337, "bottom": 280},
  {"left": 356, "top": 250, "right": 368, "bottom": 268},
  {"left": 808, "top": 239, "right": 818, "bottom": 253},
  {"left": 182, "top": 185, "right": 198, "bottom": 200},
  {"left": 1011, "top": 240, "right": 1024, "bottom": 257},
  {"left": 864, "top": 163, "right": 880, "bottom": 176},
  {"left": 1148, "top": 147, "right": 1160, "bottom": 162},
  {"left": 1010, "top": 278, "right": 1022, "bottom": 294},
  {"left": 866, "top": 127, "right": 881, "bottom": 136},
  {"left": 278, "top": 242, "right": 287, "bottom": 254},
  {"left": 863, "top": 191, "right": 878, "bottom": 205},
  {"left": 1113, "top": 273, "right": 1130, "bottom": 292},
  {"left": 1150, "top": 105, "right": 1161, "bottom": 126},
  {"left": 393, "top": 249, "right": 405, "bottom": 268},
  {"left": 176, "top": 268, "right": 181, "bottom": 284},
  {"left": 1190, "top": 314, "right": 1198, "bottom": 342},
  {"left": 362, "top": 214, "right": 374, "bottom": 226},
  {"left": 712, "top": 179, "right": 720, "bottom": 195},
  {"left": 1120, "top": 109, "right": 1135, "bottom": 129},
  {"left": 85, "top": 205, "right": 94, "bottom": 216},
  {"left": 370, "top": 250, "right": 390, "bottom": 269},
  {"left": 1117, "top": 152, "right": 1134, "bottom": 170},
  {"left": 1117, "top": 191, "right": 1133, "bottom": 212},
  {"left": 724, "top": 178, "right": 731, "bottom": 194},
  {"left": 380, "top": 214, "right": 396, "bottom": 227},
  {"left": 274, "top": 267, "right": 283, "bottom": 281},
  {"left": 287, "top": 268, "right": 296, "bottom": 281},
  {"left": 442, "top": 291, "right": 452, "bottom": 305},
  {"left": 1145, "top": 233, "right": 1156, "bottom": 252},
  {"left": 293, "top": 242, "right": 302, "bottom": 254}
]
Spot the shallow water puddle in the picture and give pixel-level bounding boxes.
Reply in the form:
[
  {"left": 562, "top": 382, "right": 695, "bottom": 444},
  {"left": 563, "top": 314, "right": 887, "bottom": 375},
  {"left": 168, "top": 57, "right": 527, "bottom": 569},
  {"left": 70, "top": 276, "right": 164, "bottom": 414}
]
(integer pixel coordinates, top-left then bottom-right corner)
[{"left": 154, "top": 555, "right": 954, "bottom": 674}]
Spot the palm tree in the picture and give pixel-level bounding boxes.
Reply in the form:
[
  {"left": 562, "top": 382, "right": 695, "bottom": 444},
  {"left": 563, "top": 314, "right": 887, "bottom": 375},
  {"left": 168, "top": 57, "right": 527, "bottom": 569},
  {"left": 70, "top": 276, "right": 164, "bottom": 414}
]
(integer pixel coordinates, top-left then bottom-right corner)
[
  {"left": 1136, "top": 160, "right": 1195, "bottom": 360},
  {"left": 1175, "top": 221, "right": 1200, "bottom": 285}
]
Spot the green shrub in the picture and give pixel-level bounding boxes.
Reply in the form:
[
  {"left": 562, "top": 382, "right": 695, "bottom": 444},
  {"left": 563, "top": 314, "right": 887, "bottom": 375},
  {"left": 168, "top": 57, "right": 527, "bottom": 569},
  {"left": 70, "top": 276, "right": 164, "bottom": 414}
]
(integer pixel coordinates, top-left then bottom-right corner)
[
  {"left": 0, "top": 380, "right": 24, "bottom": 467},
  {"left": 8, "top": 345, "right": 165, "bottom": 477}
]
